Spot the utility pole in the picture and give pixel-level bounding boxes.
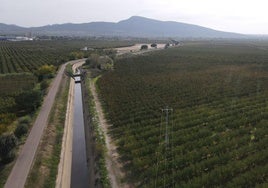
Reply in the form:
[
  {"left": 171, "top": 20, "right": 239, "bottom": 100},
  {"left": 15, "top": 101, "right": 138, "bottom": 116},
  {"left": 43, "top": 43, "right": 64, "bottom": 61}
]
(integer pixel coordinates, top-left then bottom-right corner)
[
  {"left": 162, "top": 107, "right": 173, "bottom": 146},
  {"left": 155, "top": 106, "right": 174, "bottom": 188},
  {"left": 162, "top": 107, "right": 174, "bottom": 188}
]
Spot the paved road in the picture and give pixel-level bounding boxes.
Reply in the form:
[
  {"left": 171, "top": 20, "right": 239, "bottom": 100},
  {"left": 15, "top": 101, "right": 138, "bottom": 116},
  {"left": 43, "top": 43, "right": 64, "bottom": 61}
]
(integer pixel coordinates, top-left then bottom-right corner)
[{"left": 4, "top": 59, "right": 85, "bottom": 188}]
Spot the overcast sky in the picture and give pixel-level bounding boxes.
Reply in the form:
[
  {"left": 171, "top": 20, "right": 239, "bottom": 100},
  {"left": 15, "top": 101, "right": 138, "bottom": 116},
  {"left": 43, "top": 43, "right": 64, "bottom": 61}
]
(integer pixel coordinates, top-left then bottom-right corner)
[{"left": 1, "top": 0, "right": 268, "bottom": 34}]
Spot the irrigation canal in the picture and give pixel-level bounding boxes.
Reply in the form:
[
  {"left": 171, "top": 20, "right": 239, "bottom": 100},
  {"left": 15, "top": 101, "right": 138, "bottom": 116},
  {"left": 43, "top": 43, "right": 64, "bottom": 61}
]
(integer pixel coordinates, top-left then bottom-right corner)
[{"left": 71, "top": 73, "right": 89, "bottom": 188}]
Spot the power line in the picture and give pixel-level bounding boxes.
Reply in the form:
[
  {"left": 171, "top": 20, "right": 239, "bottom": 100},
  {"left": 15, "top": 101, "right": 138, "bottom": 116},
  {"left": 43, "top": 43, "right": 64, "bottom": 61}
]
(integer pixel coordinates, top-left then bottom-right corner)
[
  {"left": 155, "top": 106, "right": 174, "bottom": 188},
  {"left": 162, "top": 107, "right": 173, "bottom": 146}
]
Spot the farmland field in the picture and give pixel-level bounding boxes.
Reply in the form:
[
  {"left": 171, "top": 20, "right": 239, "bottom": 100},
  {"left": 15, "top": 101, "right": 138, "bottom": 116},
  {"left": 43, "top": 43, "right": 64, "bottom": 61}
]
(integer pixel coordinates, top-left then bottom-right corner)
[
  {"left": 0, "top": 39, "right": 134, "bottom": 74},
  {"left": 0, "top": 38, "right": 135, "bottom": 187},
  {"left": 0, "top": 39, "right": 134, "bottom": 118},
  {"left": 97, "top": 41, "right": 268, "bottom": 187}
]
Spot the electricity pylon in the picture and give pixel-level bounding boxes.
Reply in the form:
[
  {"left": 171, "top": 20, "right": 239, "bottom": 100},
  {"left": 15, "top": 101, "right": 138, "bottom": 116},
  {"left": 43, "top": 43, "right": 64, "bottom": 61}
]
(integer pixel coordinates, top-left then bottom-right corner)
[{"left": 155, "top": 106, "right": 174, "bottom": 188}]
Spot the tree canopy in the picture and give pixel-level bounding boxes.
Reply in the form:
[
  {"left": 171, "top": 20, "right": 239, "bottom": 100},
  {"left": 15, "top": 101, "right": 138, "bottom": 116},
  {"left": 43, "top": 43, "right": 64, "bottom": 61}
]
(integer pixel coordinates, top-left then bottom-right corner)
[
  {"left": 15, "top": 90, "right": 42, "bottom": 113},
  {"left": 140, "top": 45, "right": 148, "bottom": 50},
  {"left": 37, "top": 64, "right": 56, "bottom": 80},
  {"left": 0, "top": 133, "right": 17, "bottom": 163},
  {"left": 151, "top": 43, "right": 157, "bottom": 48}
]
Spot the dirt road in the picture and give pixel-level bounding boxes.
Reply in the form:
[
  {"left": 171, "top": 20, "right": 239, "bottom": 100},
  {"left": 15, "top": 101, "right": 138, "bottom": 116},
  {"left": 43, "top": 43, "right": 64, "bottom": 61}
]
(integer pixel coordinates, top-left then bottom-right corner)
[
  {"left": 115, "top": 43, "right": 166, "bottom": 55},
  {"left": 4, "top": 59, "right": 85, "bottom": 188},
  {"left": 90, "top": 79, "right": 128, "bottom": 188},
  {"left": 87, "top": 45, "right": 171, "bottom": 187}
]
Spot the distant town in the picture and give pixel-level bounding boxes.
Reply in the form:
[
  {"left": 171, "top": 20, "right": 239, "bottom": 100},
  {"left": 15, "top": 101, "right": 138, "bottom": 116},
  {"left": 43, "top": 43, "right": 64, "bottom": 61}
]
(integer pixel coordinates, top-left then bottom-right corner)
[{"left": 0, "top": 32, "right": 34, "bottom": 41}]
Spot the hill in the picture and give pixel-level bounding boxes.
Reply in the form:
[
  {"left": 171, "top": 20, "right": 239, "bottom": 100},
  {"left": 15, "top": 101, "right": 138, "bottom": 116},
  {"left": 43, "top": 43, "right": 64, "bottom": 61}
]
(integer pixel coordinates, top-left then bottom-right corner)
[
  {"left": 0, "top": 23, "right": 27, "bottom": 35},
  {"left": 0, "top": 16, "right": 245, "bottom": 38}
]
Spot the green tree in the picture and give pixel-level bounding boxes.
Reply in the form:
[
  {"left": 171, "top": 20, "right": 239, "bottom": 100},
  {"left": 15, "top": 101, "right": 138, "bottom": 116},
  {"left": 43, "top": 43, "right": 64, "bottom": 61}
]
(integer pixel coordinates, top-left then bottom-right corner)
[
  {"left": 85, "top": 54, "right": 100, "bottom": 69},
  {"left": 37, "top": 64, "right": 55, "bottom": 81},
  {"left": 40, "top": 80, "right": 49, "bottom": 92},
  {"left": 165, "top": 43, "right": 170, "bottom": 49},
  {"left": 15, "top": 90, "right": 42, "bottom": 113},
  {"left": 105, "top": 49, "right": 117, "bottom": 60},
  {"left": 151, "top": 43, "right": 157, "bottom": 48},
  {"left": 65, "top": 64, "right": 74, "bottom": 79},
  {"left": 18, "top": 115, "right": 31, "bottom": 124},
  {"left": 0, "top": 133, "right": 17, "bottom": 163},
  {"left": 14, "top": 124, "right": 28, "bottom": 139},
  {"left": 99, "top": 56, "right": 114, "bottom": 70},
  {"left": 141, "top": 45, "right": 148, "bottom": 50},
  {"left": 69, "top": 51, "right": 84, "bottom": 60}
]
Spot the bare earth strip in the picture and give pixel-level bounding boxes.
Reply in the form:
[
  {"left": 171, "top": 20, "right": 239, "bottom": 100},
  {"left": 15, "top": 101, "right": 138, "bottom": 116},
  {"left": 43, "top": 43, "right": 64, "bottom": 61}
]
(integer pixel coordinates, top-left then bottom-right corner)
[
  {"left": 4, "top": 59, "right": 85, "bottom": 188},
  {"left": 88, "top": 45, "right": 170, "bottom": 187},
  {"left": 115, "top": 43, "right": 166, "bottom": 55},
  {"left": 56, "top": 60, "right": 85, "bottom": 188},
  {"left": 90, "top": 79, "right": 129, "bottom": 188}
]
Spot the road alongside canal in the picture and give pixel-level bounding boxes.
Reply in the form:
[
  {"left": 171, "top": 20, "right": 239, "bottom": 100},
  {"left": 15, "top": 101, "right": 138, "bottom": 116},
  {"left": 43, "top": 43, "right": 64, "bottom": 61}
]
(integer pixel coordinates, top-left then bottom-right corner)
[{"left": 4, "top": 59, "right": 85, "bottom": 188}]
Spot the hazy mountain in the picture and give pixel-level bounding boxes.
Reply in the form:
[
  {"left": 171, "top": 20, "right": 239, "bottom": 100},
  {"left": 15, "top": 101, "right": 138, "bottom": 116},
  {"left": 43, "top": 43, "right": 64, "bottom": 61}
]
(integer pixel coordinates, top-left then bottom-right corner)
[
  {"left": 0, "top": 23, "right": 27, "bottom": 34},
  {"left": 0, "top": 16, "right": 245, "bottom": 38}
]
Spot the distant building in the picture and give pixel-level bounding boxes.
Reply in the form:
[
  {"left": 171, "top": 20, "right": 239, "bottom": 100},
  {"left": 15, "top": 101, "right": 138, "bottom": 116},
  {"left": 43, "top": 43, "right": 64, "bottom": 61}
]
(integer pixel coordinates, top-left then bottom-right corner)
[
  {"left": 8, "top": 36, "right": 33, "bottom": 41},
  {"left": 80, "top": 46, "right": 94, "bottom": 51},
  {"left": 16, "top": 37, "right": 33, "bottom": 41},
  {"left": 0, "top": 36, "right": 34, "bottom": 41},
  {"left": 81, "top": 47, "right": 88, "bottom": 51}
]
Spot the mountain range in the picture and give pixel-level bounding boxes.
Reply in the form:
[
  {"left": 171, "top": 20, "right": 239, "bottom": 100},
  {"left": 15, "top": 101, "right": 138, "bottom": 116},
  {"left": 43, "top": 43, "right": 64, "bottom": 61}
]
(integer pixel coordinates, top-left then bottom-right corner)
[{"left": 0, "top": 16, "right": 245, "bottom": 38}]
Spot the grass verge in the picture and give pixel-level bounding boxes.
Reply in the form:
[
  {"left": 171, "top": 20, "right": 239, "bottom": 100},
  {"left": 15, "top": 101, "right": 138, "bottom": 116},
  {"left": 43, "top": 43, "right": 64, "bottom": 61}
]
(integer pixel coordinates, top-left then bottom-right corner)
[
  {"left": 0, "top": 162, "right": 14, "bottom": 188},
  {"left": 86, "top": 75, "right": 110, "bottom": 187}
]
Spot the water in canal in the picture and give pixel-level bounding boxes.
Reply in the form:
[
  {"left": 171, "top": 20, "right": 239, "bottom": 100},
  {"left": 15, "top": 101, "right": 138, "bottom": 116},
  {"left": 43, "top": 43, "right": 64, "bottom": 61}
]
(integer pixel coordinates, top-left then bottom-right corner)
[{"left": 71, "top": 76, "right": 89, "bottom": 188}]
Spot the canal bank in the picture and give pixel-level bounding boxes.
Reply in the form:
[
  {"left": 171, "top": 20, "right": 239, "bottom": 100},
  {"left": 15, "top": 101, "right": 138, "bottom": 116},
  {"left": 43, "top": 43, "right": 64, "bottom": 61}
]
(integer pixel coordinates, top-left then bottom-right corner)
[
  {"left": 56, "top": 60, "right": 98, "bottom": 188},
  {"left": 71, "top": 72, "right": 89, "bottom": 188},
  {"left": 56, "top": 62, "right": 108, "bottom": 188},
  {"left": 80, "top": 71, "right": 103, "bottom": 187},
  {"left": 72, "top": 69, "right": 102, "bottom": 187}
]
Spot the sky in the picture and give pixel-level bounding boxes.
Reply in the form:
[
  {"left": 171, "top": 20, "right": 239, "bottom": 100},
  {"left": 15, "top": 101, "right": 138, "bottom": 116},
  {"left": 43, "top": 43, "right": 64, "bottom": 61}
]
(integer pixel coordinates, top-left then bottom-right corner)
[{"left": 1, "top": 0, "right": 268, "bottom": 34}]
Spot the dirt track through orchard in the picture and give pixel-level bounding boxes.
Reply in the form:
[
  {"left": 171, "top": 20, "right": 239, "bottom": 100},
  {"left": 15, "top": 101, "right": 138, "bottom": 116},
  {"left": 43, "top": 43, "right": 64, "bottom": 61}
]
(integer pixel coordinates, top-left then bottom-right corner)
[{"left": 90, "top": 79, "right": 130, "bottom": 188}]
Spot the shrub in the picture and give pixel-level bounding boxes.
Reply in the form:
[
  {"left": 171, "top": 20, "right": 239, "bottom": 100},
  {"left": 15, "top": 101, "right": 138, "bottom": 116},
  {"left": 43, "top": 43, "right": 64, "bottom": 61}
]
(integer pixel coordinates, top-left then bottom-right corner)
[
  {"left": 140, "top": 45, "right": 148, "bottom": 50},
  {"left": 14, "top": 124, "right": 28, "bottom": 139},
  {"left": 0, "top": 124, "right": 7, "bottom": 135},
  {"left": 85, "top": 54, "right": 100, "bottom": 68},
  {"left": 15, "top": 90, "right": 42, "bottom": 113},
  {"left": 151, "top": 43, "right": 157, "bottom": 48},
  {"left": 0, "top": 133, "right": 17, "bottom": 163},
  {"left": 165, "top": 43, "right": 170, "bottom": 49},
  {"left": 40, "top": 80, "right": 50, "bottom": 91},
  {"left": 18, "top": 116, "right": 31, "bottom": 124},
  {"left": 0, "top": 113, "right": 16, "bottom": 125}
]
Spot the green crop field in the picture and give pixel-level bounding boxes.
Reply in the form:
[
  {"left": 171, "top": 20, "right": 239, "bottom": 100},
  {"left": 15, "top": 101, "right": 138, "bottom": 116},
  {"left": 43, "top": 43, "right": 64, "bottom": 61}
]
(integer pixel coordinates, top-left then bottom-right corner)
[
  {"left": 0, "top": 39, "right": 134, "bottom": 74},
  {"left": 0, "top": 39, "right": 133, "bottom": 134},
  {"left": 0, "top": 38, "right": 134, "bottom": 130},
  {"left": 97, "top": 41, "right": 268, "bottom": 187},
  {"left": 0, "top": 38, "right": 135, "bottom": 186},
  {"left": 0, "top": 41, "right": 66, "bottom": 74}
]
